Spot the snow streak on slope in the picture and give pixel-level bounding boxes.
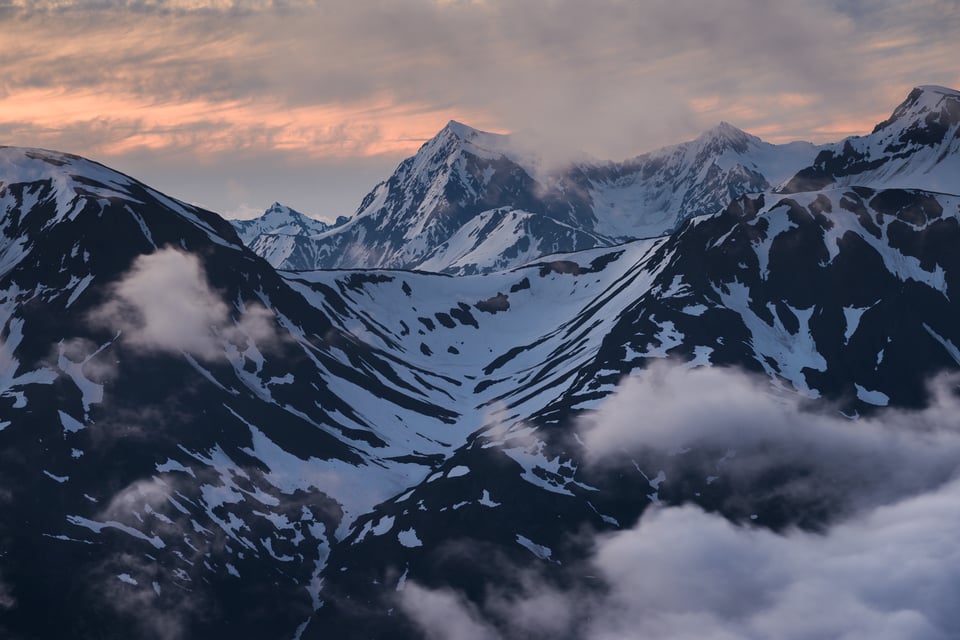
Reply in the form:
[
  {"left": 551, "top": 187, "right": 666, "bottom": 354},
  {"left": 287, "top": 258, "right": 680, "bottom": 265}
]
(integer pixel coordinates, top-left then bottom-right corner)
[
  {"left": 416, "top": 207, "right": 616, "bottom": 275},
  {"left": 282, "top": 237, "right": 666, "bottom": 433}
]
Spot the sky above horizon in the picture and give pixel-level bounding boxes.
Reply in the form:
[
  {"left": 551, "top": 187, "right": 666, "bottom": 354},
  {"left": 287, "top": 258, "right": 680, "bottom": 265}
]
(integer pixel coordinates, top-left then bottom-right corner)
[{"left": 1, "top": 0, "right": 958, "bottom": 222}]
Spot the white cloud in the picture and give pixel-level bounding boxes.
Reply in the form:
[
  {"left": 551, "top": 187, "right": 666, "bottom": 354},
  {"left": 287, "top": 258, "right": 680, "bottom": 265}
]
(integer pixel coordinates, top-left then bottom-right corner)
[
  {"left": 91, "top": 550, "right": 197, "bottom": 640},
  {"left": 400, "top": 583, "right": 499, "bottom": 640},
  {"left": 101, "top": 477, "right": 175, "bottom": 522},
  {"left": 591, "top": 481, "right": 960, "bottom": 640},
  {"left": 89, "top": 247, "right": 280, "bottom": 360},
  {"left": 0, "top": 572, "right": 15, "bottom": 611},
  {"left": 578, "top": 361, "right": 960, "bottom": 514}
]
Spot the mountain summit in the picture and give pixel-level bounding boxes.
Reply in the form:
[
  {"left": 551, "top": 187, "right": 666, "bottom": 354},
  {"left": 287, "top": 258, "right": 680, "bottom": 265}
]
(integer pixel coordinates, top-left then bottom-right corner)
[
  {"left": 231, "top": 202, "right": 331, "bottom": 245},
  {"left": 873, "top": 85, "right": 960, "bottom": 135},
  {"left": 782, "top": 85, "right": 960, "bottom": 193},
  {"left": 228, "top": 202, "right": 343, "bottom": 269}
]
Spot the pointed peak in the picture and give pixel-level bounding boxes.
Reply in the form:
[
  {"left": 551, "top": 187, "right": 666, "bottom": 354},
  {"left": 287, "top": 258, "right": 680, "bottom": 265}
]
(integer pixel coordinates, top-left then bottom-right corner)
[
  {"left": 441, "top": 120, "right": 483, "bottom": 140},
  {"left": 693, "top": 121, "right": 756, "bottom": 153},
  {"left": 256, "top": 202, "right": 330, "bottom": 228},
  {"left": 431, "top": 120, "right": 511, "bottom": 148},
  {"left": 716, "top": 120, "right": 743, "bottom": 133},
  {"left": 873, "top": 84, "right": 960, "bottom": 134},
  {"left": 261, "top": 202, "right": 300, "bottom": 219},
  {"left": 699, "top": 121, "right": 749, "bottom": 141},
  {"left": 412, "top": 120, "right": 513, "bottom": 167}
]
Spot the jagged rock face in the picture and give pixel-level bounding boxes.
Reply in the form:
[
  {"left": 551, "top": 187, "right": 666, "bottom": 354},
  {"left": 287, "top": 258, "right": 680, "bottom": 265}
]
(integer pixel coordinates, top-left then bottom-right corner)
[
  {"left": 231, "top": 202, "right": 332, "bottom": 245},
  {"left": 566, "top": 121, "right": 819, "bottom": 240},
  {"left": 1, "top": 86, "right": 960, "bottom": 640}
]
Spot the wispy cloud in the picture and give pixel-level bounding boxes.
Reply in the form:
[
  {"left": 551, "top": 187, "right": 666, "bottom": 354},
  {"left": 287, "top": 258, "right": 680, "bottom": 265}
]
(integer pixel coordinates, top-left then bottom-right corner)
[{"left": 0, "top": 571, "right": 15, "bottom": 611}]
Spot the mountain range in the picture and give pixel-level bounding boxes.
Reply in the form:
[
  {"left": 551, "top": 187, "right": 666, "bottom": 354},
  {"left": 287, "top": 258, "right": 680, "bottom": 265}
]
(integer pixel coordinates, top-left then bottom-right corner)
[
  {"left": 233, "top": 84, "right": 959, "bottom": 276},
  {"left": 1, "top": 85, "right": 959, "bottom": 639}
]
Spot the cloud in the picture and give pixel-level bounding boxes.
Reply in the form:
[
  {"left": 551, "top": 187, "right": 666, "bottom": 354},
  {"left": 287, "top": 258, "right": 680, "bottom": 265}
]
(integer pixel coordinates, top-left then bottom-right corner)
[
  {"left": 90, "top": 550, "right": 199, "bottom": 640},
  {"left": 89, "top": 247, "right": 280, "bottom": 360},
  {"left": 580, "top": 493, "right": 960, "bottom": 640},
  {"left": 100, "top": 477, "right": 176, "bottom": 522},
  {"left": 0, "top": 572, "right": 15, "bottom": 611},
  {"left": 400, "top": 583, "right": 499, "bottom": 640},
  {"left": 578, "top": 361, "right": 960, "bottom": 517},
  {"left": 399, "top": 473, "right": 960, "bottom": 640}
]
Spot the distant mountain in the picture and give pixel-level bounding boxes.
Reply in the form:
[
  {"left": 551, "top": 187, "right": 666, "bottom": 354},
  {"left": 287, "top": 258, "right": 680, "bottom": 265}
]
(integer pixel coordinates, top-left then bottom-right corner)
[
  {"left": 231, "top": 202, "right": 332, "bottom": 244},
  {"left": 285, "top": 120, "right": 613, "bottom": 274},
  {"left": 570, "top": 121, "right": 821, "bottom": 238},
  {"left": 228, "top": 202, "right": 346, "bottom": 270},
  {"left": 2, "top": 85, "right": 960, "bottom": 640}
]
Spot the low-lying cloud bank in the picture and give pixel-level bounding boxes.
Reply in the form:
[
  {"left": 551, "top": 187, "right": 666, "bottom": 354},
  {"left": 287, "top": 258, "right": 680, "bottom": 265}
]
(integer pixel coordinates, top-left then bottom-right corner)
[
  {"left": 580, "top": 361, "right": 960, "bottom": 516},
  {"left": 401, "top": 361, "right": 960, "bottom": 639},
  {"left": 89, "top": 247, "right": 279, "bottom": 360}
]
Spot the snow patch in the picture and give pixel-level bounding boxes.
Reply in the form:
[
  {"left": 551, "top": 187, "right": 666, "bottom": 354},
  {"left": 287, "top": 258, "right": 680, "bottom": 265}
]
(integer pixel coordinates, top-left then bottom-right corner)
[{"left": 397, "top": 528, "right": 423, "bottom": 548}]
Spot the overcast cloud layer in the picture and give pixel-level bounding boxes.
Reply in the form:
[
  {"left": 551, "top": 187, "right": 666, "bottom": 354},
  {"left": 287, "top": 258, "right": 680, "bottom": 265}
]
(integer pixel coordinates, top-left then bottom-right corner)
[{"left": 1, "top": 0, "right": 958, "bottom": 218}]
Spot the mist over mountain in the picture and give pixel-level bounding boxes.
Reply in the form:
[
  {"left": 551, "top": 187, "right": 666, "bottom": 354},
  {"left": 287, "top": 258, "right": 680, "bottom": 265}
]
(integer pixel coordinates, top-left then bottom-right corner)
[{"left": 2, "top": 85, "right": 960, "bottom": 639}]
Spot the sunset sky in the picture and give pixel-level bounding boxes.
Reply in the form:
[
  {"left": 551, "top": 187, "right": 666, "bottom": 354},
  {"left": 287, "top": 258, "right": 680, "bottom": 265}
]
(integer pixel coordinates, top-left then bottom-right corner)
[{"left": 1, "top": 0, "right": 958, "bottom": 221}]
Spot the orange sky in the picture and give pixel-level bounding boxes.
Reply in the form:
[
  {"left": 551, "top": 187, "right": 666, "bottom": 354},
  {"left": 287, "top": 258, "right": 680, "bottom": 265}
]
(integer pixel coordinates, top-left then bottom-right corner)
[{"left": 0, "top": 89, "right": 502, "bottom": 159}]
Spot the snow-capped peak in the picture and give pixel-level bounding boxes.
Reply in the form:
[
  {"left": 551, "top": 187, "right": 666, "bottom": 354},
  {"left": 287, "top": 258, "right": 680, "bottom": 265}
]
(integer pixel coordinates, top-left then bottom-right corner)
[
  {"left": 229, "top": 202, "right": 331, "bottom": 246},
  {"left": 779, "top": 85, "right": 960, "bottom": 195},
  {"left": 0, "top": 146, "right": 238, "bottom": 255},
  {"left": 913, "top": 84, "right": 960, "bottom": 97},
  {"left": 440, "top": 119, "right": 484, "bottom": 141},
  {"left": 872, "top": 85, "right": 960, "bottom": 135},
  {"left": 260, "top": 202, "right": 308, "bottom": 224},
  {"left": 0, "top": 146, "right": 136, "bottom": 201},
  {"left": 418, "top": 120, "right": 514, "bottom": 164},
  {"left": 695, "top": 121, "right": 756, "bottom": 150}
]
